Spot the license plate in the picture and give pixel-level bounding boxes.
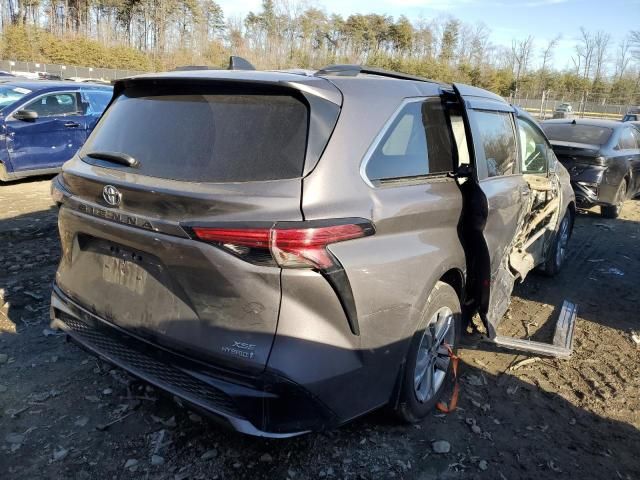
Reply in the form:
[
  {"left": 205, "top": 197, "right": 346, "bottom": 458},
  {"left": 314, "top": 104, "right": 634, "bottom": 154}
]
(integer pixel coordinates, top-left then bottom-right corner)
[{"left": 102, "top": 254, "right": 148, "bottom": 295}]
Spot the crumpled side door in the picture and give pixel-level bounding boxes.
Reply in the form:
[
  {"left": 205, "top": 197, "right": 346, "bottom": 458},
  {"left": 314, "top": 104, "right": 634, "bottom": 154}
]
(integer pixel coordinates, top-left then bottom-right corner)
[{"left": 451, "top": 84, "right": 530, "bottom": 336}]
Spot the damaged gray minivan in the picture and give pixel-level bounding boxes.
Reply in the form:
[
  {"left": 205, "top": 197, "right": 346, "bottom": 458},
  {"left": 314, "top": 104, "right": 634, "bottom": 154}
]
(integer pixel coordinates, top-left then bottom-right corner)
[{"left": 49, "top": 63, "right": 576, "bottom": 437}]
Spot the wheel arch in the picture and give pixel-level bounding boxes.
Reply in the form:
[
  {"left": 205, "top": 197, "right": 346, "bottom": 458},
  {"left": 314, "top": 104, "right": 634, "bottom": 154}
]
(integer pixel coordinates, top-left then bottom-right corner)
[
  {"left": 566, "top": 200, "right": 576, "bottom": 233},
  {"left": 389, "top": 274, "right": 463, "bottom": 414}
]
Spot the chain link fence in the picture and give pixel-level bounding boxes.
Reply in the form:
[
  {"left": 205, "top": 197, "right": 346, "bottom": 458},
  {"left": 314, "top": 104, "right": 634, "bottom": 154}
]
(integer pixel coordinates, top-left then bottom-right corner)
[
  {"left": 0, "top": 59, "right": 148, "bottom": 81},
  {"left": 511, "top": 93, "right": 638, "bottom": 121}
]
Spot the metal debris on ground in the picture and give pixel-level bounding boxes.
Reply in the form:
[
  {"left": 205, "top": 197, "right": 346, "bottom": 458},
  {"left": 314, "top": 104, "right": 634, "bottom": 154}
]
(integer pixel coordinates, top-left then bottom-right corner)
[
  {"left": 509, "top": 357, "right": 541, "bottom": 371},
  {"left": 95, "top": 411, "right": 134, "bottom": 431}
]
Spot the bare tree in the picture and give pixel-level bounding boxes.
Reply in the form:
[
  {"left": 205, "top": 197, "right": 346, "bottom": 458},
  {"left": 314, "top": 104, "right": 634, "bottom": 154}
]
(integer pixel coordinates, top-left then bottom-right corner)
[
  {"left": 574, "top": 27, "right": 595, "bottom": 80},
  {"left": 538, "top": 35, "right": 560, "bottom": 94},
  {"left": 592, "top": 31, "right": 611, "bottom": 83},
  {"left": 541, "top": 35, "right": 560, "bottom": 74},
  {"left": 614, "top": 36, "right": 632, "bottom": 81},
  {"left": 511, "top": 35, "right": 534, "bottom": 96},
  {"left": 630, "top": 30, "right": 640, "bottom": 61}
]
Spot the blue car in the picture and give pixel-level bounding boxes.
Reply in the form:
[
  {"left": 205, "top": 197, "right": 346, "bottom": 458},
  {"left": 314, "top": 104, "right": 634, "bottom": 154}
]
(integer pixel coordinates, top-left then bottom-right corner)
[{"left": 0, "top": 81, "right": 113, "bottom": 182}]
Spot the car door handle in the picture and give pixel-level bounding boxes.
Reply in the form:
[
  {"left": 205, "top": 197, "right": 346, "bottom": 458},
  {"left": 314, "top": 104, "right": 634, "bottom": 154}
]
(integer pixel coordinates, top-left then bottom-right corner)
[{"left": 64, "top": 121, "right": 80, "bottom": 128}]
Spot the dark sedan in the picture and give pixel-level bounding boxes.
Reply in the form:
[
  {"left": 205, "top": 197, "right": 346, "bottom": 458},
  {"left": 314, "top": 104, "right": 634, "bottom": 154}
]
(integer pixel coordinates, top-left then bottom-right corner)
[{"left": 542, "top": 119, "right": 640, "bottom": 218}]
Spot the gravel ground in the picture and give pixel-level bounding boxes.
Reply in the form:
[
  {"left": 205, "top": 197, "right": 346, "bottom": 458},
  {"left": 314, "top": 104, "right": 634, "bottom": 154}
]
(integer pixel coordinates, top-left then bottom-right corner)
[{"left": 1, "top": 177, "right": 639, "bottom": 480}]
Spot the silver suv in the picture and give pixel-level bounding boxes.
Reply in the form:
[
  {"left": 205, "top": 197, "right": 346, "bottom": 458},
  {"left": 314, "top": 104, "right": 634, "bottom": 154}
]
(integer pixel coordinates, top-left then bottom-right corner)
[{"left": 50, "top": 63, "right": 575, "bottom": 437}]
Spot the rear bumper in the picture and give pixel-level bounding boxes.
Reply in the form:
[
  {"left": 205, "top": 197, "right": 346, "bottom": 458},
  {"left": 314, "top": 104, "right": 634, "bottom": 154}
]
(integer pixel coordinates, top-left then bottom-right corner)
[
  {"left": 50, "top": 286, "right": 339, "bottom": 437},
  {"left": 564, "top": 164, "right": 617, "bottom": 207}
]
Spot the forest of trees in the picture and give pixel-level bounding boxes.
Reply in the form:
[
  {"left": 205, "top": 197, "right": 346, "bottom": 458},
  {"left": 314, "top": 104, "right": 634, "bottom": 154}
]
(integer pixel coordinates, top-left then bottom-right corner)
[{"left": 0, "top": 0, "right": 639, "bottom": 104}]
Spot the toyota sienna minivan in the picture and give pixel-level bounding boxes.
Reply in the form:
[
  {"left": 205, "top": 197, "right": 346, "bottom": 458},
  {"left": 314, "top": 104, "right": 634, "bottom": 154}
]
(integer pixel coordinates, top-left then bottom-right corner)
[{"left": 50, "top": 63, "right": 575, "bottom": 437}]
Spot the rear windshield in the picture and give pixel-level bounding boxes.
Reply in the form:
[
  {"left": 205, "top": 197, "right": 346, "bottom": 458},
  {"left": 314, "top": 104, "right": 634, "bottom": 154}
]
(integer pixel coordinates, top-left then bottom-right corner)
[
  {"left": 81, "top": 89, "right": 309, "bottom": 182},
  {"left": 542, "top": 124, "right": 612, "bottom": 145}
]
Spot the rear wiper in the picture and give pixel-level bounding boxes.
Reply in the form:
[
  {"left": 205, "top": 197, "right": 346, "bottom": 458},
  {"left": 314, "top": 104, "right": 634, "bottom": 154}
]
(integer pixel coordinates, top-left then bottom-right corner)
[{"left": 85, "top": 151, "right": 139, "bottom": 168}]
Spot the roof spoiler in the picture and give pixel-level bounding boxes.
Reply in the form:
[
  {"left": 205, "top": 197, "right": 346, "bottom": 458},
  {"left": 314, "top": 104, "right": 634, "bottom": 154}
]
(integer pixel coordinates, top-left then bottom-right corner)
[{"left": 228, "top": 56, "right": 256, "bottom": 71}]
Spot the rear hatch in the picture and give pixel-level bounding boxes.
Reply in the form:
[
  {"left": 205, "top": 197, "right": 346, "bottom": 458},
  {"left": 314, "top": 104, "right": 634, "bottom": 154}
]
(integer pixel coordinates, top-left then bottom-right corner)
[{"left": 54, "top": 75, "right": 341, "bottom": 373}]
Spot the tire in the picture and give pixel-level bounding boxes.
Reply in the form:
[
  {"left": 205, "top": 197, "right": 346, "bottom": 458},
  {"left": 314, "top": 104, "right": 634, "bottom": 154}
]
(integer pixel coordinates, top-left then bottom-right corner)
[
  {"left": 541, "top": 209, "right": 573, "bottom": 277},
  {"left": 395, "top": 281, "right": 461, "bottom": 423},
  {"left": 601, "top": 179, "right": 627, "bottom": 219}
]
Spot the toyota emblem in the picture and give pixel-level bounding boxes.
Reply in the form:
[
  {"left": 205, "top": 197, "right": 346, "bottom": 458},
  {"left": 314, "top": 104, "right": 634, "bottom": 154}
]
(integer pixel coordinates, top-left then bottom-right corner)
[{"left": 102, "top": 185, "right": 122, "bottom": 207}]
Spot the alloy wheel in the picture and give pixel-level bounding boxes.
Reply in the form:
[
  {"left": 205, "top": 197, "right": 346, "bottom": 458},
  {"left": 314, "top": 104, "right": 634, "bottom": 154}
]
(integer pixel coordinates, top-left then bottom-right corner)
[
  {"left": 615, "top": 181, "right": 627, "bottom": 216},
  {"left": 413, "top": 307, "right": 455, "bottom": 403},
  {"left": 555, "top": 215, "right": 570, "bottom": 269}
]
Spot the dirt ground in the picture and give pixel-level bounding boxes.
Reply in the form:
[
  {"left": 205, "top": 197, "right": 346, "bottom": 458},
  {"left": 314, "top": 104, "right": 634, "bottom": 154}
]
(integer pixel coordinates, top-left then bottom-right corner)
[{"left": 1, "top": 177, "right": 639, "bottom": 480}]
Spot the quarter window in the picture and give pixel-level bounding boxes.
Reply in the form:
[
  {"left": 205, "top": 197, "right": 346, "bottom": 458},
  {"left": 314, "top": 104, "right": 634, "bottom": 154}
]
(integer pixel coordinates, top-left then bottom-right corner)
[
  {"left": 366, "top": 98, "right": 453, "bottom": 182},
  {"left": 25, "top": 92, "right": 80, "bottom": 118},
  {"left": 475, "top": 111, "right": 517, "bottom": 177},
  {"left": 617, "top": 128, "right": 639, "bottom": 150},
  {"left": 630, "top": 128, "right": 640, "bottom": 148}
]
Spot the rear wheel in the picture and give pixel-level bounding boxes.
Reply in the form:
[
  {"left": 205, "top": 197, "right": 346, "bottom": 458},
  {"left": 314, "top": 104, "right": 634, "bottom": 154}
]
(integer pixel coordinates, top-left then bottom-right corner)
[
  {"left": 542, "top": 210, "right": 573, "bottom": 277},
  {"left": 601, "top": 179, "right": 627, "bottom": 219},
  {"left": 395, "top": 281, "right": 460, "bottom": 423}
]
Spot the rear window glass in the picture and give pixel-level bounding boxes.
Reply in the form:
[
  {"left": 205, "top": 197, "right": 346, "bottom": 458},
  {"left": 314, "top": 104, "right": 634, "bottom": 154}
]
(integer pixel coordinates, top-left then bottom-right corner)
[
  {"left": 81, "top": 90, "right": 309, "bottom": 182},
  {"left": 542, "top": 124, "right": 612, "bottom": 145}
]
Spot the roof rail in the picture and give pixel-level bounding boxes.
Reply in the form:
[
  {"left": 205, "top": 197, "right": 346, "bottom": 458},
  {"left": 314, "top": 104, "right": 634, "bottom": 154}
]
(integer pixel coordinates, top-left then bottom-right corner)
[
  {"left": 315, "top": 64, "right": 440, "bottom": 84},
  {"left": 228, "top": 56, "right": 256, "bottom": 71}
]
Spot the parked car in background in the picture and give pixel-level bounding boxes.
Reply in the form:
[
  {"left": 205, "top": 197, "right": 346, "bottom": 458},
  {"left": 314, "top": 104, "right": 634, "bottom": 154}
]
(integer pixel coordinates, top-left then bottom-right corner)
[
  {"left": 623, "top": 106, "right": 640, "bottom": 122},
  {"left": 65, "top": 77, "right": 112, "bottom": 85},
  {"left": 50, "top": 65, "right": 575, "bottom": 437},
  {"left": 0, "top": 81, "right": 113, "bottom": 182},
  {"left": 553, "top": 103, "right": 574, "bottom": 119},
  {"left": 542, "top": 118, "right": 640, "bottom": 218}
]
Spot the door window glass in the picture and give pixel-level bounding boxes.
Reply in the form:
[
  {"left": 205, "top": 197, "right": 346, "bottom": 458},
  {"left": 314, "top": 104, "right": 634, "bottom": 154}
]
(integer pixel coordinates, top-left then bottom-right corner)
[
  {"left": 366, "top": 98, "right": 453, "bottom": 182},
  {"left": 517, "top": 118, "right": 550, "bottom": 174},
  {"left": 83, "top": 90, "right": 112, "bottom": 115},
  {"left": 0, "top": 86, "right": 31, "bottom": 111},
  {"left": 25, "top": 92, "right": 79, "bottom": 117},
  {"left": 475, "top": 110, "right": 517, "bottom": 177}
]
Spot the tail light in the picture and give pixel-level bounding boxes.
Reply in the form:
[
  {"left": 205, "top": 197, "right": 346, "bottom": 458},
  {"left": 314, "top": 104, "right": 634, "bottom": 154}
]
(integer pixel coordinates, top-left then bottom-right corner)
[
  {"left": 190, "top": 220, "right": 374, "bottom": 270},
  {"left": 190, "top": 219, "right": 373, "bottom": 336}
]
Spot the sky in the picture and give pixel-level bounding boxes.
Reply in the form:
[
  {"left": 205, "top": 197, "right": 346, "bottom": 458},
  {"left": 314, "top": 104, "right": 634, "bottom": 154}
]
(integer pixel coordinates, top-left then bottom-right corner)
[{"left": 216, "top": 0, "right": 640, "bottom": 71}]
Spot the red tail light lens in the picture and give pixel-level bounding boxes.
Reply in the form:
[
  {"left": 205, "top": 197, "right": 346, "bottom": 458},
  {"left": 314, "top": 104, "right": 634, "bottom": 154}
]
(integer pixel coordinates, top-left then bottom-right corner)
[
  {"left": 190, "top": 220, "right": 374, "bottom": 270},
  {"left": 191, "top": 227, "right": 270, "bottom": 248},
  {"left": 271, "top": 224, "right": 366, "bottom": 269}
]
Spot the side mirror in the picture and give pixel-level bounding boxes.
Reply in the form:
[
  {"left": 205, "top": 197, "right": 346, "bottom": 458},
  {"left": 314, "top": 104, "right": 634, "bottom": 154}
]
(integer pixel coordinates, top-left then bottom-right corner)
[{"left": 14, "top": 109, "right": 38, "bottom": 122}]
